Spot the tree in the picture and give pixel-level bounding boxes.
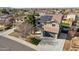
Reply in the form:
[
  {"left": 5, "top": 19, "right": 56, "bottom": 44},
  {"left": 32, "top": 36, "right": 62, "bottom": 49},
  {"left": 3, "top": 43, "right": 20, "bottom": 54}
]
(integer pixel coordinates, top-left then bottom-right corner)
[
  {"left": 25, "top": 15, "right": 35, "bottom": 26},
  {"left": 33, "top": 11, "right": 39, "bottom": 16},
  {"left": 24, "top": 11, "right": 39, "bottom": 34},
  {"left": 1, "top": 8, "right": 9, "bottom": 14}
]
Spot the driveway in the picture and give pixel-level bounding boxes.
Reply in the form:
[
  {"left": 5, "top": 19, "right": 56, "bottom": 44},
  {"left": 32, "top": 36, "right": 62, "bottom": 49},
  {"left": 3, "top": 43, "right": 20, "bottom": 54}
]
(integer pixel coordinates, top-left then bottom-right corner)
[{"left": 37, "top": 37, "right": 65, "bottom": 51}]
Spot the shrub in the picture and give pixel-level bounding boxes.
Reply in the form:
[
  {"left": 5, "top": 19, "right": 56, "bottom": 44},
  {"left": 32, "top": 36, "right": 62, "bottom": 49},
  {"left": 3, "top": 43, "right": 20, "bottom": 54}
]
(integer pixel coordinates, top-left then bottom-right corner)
[{"left": 31, "top": 37, "right": 41, "bottom": 45}]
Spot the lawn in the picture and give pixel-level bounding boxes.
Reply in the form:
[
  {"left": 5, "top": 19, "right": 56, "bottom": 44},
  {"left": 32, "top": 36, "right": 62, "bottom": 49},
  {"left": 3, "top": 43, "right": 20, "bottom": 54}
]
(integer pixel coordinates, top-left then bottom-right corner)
[
  {"left": 0, "top": 25, "right": 5, "bottom": 31},
  {"left": 9, "top": 32, "right": 20, "bottom": 38},
  {"left": 0, "top": 27, "right": 4, "bottom": 31},
  {"left": 0, "top": 24, "right": 12, "bottom": 31},
  {"left": 9, "top": 32, "right": 41, "bottom": 45}
]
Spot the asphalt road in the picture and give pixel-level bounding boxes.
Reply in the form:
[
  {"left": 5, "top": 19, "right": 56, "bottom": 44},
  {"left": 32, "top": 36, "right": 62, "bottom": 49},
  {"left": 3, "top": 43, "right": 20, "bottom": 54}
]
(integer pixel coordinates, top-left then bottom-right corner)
[{"left": 0, "top": 36, "right": 35, "bottom": 51}]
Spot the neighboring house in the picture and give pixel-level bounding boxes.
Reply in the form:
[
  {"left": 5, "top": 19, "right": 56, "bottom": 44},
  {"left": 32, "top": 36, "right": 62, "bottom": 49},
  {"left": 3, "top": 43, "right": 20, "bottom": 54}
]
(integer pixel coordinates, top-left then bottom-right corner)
[
  {"left": 67, "top": 14, "right": 76, "bottom": 21},
  {"left": 0, "top": 14, "right": 14, "bottom": 26},
  {"left": 61, "top": 20, "right": 71, "bottom": 33},
  {"left": 63, "top": 13, "right": 76, "bottom": 21},
  {"left": 76, "top": 15, "right": 79, "bottom": 28},
  {"left": 61, "top": 18, "right": 73, "bottom": 27},
  {"left": 60, "top": 14, "right": 76, "bottom": 33},
  {"left": 76, "top": 20, "right": 79, "bottom": 28}
]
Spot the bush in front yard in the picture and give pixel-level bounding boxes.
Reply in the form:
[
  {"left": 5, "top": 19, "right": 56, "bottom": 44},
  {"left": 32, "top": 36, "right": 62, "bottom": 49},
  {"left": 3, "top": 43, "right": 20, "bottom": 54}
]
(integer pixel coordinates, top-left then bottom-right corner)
[{"left": 31, "top": 37, "right": 41, "bottom": 45}]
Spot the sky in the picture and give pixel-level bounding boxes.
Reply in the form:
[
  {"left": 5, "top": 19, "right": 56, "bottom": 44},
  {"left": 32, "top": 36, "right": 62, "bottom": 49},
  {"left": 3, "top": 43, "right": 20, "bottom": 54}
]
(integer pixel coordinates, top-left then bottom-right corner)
[{"left": 0, "top": 0, "right": 79, "bottom": 8}]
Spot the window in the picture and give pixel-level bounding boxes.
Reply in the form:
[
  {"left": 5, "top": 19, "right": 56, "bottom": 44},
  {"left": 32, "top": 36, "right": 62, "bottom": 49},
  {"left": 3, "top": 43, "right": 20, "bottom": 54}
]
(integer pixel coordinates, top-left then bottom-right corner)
[
  {"left": 43, "top": 31, "right": 56, "bottom": 38},
  {"left": 77, "top": 28, "right": 79, "bottom": 32},
  {"left": 38, "top": 22, "right": 40, "bottom": 24},
  {"left": 52, "top": 23, "right": 55, "bottom": 26}
]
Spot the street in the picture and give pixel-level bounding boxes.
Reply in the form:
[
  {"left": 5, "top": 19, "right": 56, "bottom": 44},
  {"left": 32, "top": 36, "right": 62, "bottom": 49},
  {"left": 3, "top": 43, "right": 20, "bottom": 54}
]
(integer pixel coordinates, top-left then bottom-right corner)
[{"left": 0, "top": 36, "right": 35, "bottom": 51}]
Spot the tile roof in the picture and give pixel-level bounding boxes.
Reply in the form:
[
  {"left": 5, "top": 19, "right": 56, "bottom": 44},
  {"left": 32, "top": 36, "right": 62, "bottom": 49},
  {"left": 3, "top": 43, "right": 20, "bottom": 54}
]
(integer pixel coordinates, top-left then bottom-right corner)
[
  {"left": 52, "top": 14, "right": 63, "bottom": 24},
  {"left": 43, "top": 23, "right": 59, "bottom": 33}
]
